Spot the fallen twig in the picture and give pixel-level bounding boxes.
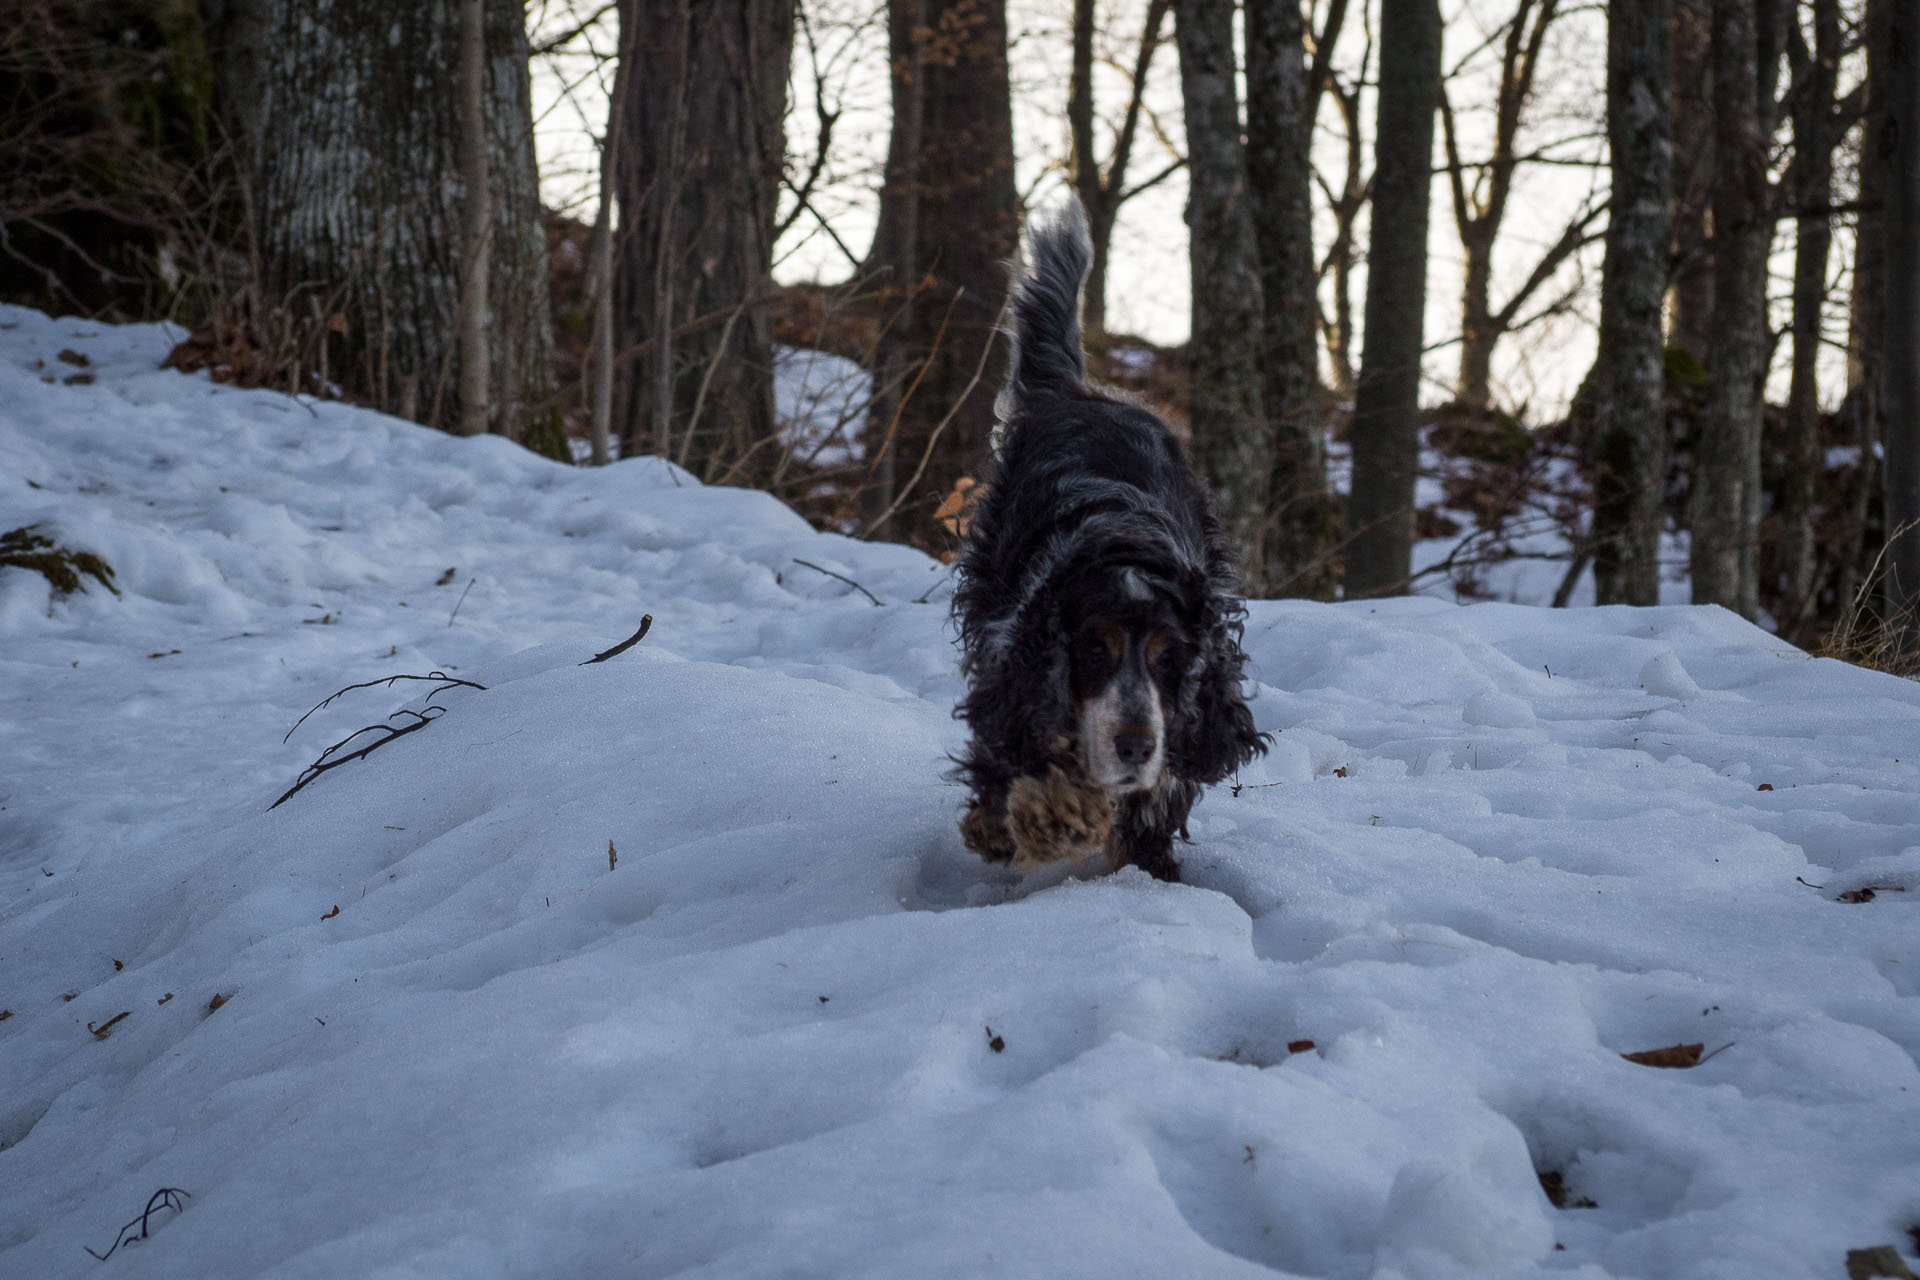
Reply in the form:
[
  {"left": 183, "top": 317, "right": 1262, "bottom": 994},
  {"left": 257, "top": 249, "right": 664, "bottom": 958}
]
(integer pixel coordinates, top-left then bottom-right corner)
[
  {"left": 285, "top": 672, "right": 487, "bottom": 743},
  {"left": 448, "top": 577, "right": 476, "bottom": 626},
  {"left": 581, "top": 615, "right": 654, "bottom": 665},
  {"left": 84, "top": 1188, "right": 189, "bottom": 1261},
  {"left": 272, "top": 707, "right": 446, "bottom": 810},
  {"left": 791, "top": 559, "right": 883, "bottom": 607}
]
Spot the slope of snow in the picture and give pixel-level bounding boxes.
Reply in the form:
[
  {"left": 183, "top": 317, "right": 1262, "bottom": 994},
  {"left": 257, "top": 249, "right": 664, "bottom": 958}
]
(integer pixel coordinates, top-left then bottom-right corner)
[{"left": 2, "top": 303, "right": 1918, "bottom": 1279}]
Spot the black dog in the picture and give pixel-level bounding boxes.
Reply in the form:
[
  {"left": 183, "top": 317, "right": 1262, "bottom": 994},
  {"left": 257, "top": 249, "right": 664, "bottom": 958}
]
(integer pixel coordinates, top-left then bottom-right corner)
[{"left": 952, "top": 200, "right": 1265, "bottom": 882}]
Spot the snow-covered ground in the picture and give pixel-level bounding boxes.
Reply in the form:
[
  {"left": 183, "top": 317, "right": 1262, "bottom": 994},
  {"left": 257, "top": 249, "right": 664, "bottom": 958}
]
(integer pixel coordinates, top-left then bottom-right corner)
[{"left": 3, "top": 303, "right": 1919, "bottom": 1279}]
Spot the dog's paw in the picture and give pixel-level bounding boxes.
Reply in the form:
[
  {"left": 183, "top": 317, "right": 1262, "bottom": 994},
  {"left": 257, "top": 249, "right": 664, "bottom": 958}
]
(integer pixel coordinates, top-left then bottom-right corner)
[
  {"left": 1006, "top": 766, "right": 1115, "bottom": 873},
  {"left": 959, "top": 798, "right": 1017, "bottom": 864}
]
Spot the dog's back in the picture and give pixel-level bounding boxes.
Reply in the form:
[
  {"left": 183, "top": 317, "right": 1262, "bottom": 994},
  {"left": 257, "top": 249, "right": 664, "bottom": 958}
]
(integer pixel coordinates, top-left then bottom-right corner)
[{"left": 974, "top": 201, "right": 1218, "bottom": 603}]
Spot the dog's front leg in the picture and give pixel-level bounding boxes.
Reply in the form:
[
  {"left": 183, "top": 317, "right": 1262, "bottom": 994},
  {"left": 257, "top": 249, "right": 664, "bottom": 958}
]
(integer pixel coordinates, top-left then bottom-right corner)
[
  {"left": 1005, "top": 764, "right": 1114, "bottom": 873},
  {"left": 960, "top": 781, "right": 1018, "bottom": 865}
]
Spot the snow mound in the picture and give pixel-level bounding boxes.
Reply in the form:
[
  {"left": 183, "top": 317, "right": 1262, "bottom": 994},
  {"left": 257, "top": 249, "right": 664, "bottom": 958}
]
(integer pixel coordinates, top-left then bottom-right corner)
[{"left": 3, "top": 304, "right": 1919, "bottom": 1278}]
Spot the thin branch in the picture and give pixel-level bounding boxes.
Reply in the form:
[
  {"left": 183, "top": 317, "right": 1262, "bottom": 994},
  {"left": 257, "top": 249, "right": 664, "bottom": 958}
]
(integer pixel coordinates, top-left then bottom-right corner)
[
  {"left": 272, "top": 707, "right": 449, "bottom": 810},
  {"left": 84, "top": 1188, "right": 190, "bottom": 1262},
  {"left": 530, "top": 1, "right": 618, "bottom": 56},
  {"left": 581, "top": 615, "right": 654, "bottom": 664},
  {"left": 791, "top": 559, "right": 883, "bottom": 606},
  {"left": 285, "top": 672, "right": 488, "bottom": 743}
]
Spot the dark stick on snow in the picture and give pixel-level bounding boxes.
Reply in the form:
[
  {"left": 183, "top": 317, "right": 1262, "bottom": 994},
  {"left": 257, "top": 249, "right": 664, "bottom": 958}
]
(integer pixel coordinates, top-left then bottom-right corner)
[
  {"left": 284, "top": 671, "right": 487, "bottom": 743},
  {"left": 581, "top": 614, "right": 653, "bottom": 665},
  {"left": 271, "top": 706, "right": 447, "bottom": 810},
  {"left": 448, "top": 577, "right": 476, "bottom": 626},
  {"left": 84, "top": 1187, "right": 190, "bottom": 1261},
  {"left": 791, "top": 558, "right": 883, "bottom": 606}
]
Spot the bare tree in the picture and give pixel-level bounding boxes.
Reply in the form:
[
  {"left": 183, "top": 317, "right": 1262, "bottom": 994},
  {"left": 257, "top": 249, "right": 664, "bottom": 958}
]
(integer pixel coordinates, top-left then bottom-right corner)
[
  {"left": 457, "top": 0, "right": 493, "bottom": 438},
  {"left": 1668, "top": 0, "right": 1716, "bottom": 364},
  {"left": 1774, "top": 0, "right": 1842, "bottom": 638},
  {"left": 1346, "top": 0, "right": 1442, "bottom": 597},
  {"left": 1690, "top": 0, "right": 1774, "bottom": 616},
  {"left": 1246, "top": 0, "right": 1338, "bottom": 597},
  {"left": 1879, "top": 0, "right": 1920, "bottom": 641},
  {"left": 1437, "top": 0, "right": 1606, "bottom": 415},
  {"left": 212, "top": 0, "right": 557, "bottom": 446},
  {"left": 1174, "top": 0, "right": 1273, "bottom": 586},
  {"left": 612, "top": 0, "right": 794, "bottom": 480},
  {"left": 1840, "top": 0, "right": 1888, "bottom": 618},
  {"left": 1316, "top": 55, "right": 1371, "bottom": 399},
  {"left": 862, "top": 0, "right": 1020, "bottom": 547},
  {"left": 1589, "top": 0, "right": 1673, "bottom": 606},
  {"left": 1069, "top": 0, "right": 1179, "bottom": 344}
]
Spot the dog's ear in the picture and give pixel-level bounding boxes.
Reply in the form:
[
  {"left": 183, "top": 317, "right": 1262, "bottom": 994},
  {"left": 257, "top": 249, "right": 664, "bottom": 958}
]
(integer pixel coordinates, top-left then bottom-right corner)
[
  {"left": 965, "top": 596, "right": 1073, "bottom": 770},
  {"left": 1171, "top": 602, "right": 1267, "bottom": 784}
]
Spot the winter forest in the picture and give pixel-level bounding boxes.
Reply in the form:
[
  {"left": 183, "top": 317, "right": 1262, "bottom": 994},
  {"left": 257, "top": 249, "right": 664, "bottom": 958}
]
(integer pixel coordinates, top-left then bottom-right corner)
[
  {"left": 5, "top": 2, "right": 1920, "bottom": 1278},
  {"left": 5, "top": 0, "right": 1918, "bottom": 649},
  {"left": 15, "top": 2, "right": 1920, "bottom": 1280}
]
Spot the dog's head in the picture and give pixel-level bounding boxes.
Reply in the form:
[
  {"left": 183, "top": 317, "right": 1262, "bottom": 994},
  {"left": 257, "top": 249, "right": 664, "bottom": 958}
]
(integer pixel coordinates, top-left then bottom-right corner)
[{"left": 1054, "top": 561, "right": 1192, "bottom": 793}]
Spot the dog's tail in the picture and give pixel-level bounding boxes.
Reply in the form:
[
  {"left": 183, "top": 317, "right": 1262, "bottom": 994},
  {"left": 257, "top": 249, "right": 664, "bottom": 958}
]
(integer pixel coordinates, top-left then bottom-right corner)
[{"left": 996, "top": 199, "right": 1091, "bottom": 427}]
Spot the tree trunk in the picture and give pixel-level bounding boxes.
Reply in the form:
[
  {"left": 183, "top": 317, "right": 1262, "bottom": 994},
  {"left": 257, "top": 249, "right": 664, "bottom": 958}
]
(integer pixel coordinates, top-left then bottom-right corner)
[
  {"left": 1346, "top": 0, "right": 1442, "bottom": 598},
  {"left": 456, "top": 0, "right": 492, "bottom": 438},
  {"left": 1321, "top": 80, "right": 1366, "bottom": 399},
  {"left": 1069, "top": 0, "right": 1173, "bottom": 346},
  {"left": 1174, "top": 0, "right": 1273, "bottom": 589},
  {"left": 1841, "top": 0, "right": 1888, "bottom": 617},
  {"left": 1776, "top": 0, "right": 1840, "bottom": 640},
  {"left": 1880, "top": 0, "right": 1920, "bottom": 641},
  {"left": 1690, "top": 0, "right": 1770, "bottom": 617},
  {"left": 212, "top": 0, "right": 556, "bottom": 447},
  {"left": 1440, "top": 0, "right": 1562, "bottom": 415},
  {"left": 1667, "top": 0, "right": 1715, "bottom": 365},
  {"left": 1590, "top": 0, "right": 1673, "bottom": 607},
  {"left": 612, "top": 0, "right": 793, "bottom": 483},
  {"left": 863, "top": 0, "right": 1019, "bottom": 548},
  {"left": 1246, "top": 0, "right": 1334, "bottom": 598},
  {"left": 587, "top": 14, "right": 632, "bottom": 468},
  {"left": 1070, "top": 0, "right": 1101, "bottom": 336},
  {"left": 1456, "top": 231, "right": 1497, "bottom": 412}
]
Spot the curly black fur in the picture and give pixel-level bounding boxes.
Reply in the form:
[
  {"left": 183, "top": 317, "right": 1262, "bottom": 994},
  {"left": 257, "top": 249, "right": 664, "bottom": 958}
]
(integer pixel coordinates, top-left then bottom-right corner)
[{"left": 953, "top": 199, "right": 1266, "bottom": 882}]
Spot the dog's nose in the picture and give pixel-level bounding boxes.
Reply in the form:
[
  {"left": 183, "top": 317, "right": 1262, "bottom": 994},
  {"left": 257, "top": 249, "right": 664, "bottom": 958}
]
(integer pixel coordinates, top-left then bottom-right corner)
[{"left": 1114, "top": 730, "right": 1157, "bottom": 766}]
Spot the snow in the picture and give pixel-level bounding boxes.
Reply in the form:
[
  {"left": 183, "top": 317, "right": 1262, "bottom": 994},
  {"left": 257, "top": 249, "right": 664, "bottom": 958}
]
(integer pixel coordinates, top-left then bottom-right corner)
[
  {"left": 773, "top": 345, "right": 870, "bottom": 471},
  {"left": 4, "top": 303, "right": 1920, "bottom": 1279}
]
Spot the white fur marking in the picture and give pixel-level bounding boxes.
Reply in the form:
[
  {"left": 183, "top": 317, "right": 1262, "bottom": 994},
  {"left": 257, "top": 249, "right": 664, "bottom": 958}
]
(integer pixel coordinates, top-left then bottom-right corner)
[{"left": 1079, "top": 676, "right": 1166, "bottom": 792}]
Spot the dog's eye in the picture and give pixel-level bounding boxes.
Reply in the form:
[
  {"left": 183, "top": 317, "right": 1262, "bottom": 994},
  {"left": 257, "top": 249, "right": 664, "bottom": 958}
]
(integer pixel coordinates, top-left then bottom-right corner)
[
  {"left": 1152, "top": 635, "right": 1191, "bottom": 676},
  {"left": 1075, "top": 626, "right": 1119, "bottom": 672}
]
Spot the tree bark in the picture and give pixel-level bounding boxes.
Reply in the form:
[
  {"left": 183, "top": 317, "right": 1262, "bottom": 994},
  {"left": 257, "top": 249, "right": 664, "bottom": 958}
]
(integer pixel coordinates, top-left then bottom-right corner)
[
  {"left": 1590, "top": 0, "right": 1673, "bottom": 607},
  {"left": 1880, "top": 0, "right": 1920, "bottom": 640},
  {"left": 1776, "top": 0, "right": 1840, "bottom": 640},
  {"left": 587, "top": 13, "right": 632, "bottom": 468},
  {"left": 1841, "top": 0, "right": 1888, "bottom": 616},
  {"left": 456, "top": 0, "right": 492, "bottom": 438},
  {"left": 1690, "top": 0, "right": 1770, "bottom": 617},
  {"left": 1667, "top": 0, "right": 1715, "bottom": 365},
  {"left": 1246, "top": 0, "right": 1334, "bottom": 598},
  {"left": 212, "top": 0, "right": 556, "bottom": 447},
  {"left": 863, "top": 0, "right": 1019, "bottom": 547},
  {"left": 1320, "top": 78, "right": 1367, "bottom": 399},
  {"left": 1346, "top": 0, "right": 1442, "bottom": 598},
  {"left": 612, "top": 0, "right": 793, "bottom": 483},
  {"left": 1174, "top": 0, "right": 1273, "bottom": 588}
]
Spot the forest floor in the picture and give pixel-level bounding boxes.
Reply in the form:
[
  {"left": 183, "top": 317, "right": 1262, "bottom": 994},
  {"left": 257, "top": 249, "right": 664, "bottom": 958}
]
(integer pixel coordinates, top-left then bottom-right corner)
[{"left": 3, "top": 303, "right": 1918, "bottom": 1279}]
